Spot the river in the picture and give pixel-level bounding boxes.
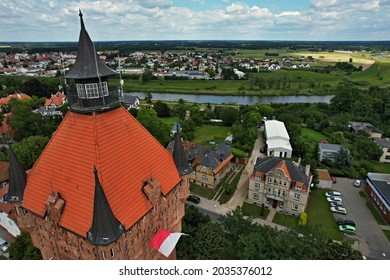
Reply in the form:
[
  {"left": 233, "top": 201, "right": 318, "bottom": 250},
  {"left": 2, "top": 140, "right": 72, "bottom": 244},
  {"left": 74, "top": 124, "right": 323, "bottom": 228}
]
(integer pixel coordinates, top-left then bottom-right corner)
[{"left": 124, "top": 92, "right": 334, "bottom": 105}]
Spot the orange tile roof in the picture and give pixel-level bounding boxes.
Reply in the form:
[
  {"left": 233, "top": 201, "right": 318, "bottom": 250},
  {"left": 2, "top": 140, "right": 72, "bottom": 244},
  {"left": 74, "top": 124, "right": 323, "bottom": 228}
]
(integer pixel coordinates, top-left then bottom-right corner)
[
  {"left": 0, "top": 92, "right": 31, "bottom": 106},
  {"left": 317, "top": 169, "right": 332, "bottom": 181},
  {"left": 275, "top": 161, "right": 291, "bottom": 180},
  {"left": 22, "top": 106, "right": 181, "bottom": 237},
  {"left": 44, "top": 92, "right": 66, "bottom": 107},
  {"left": 213, "top": 154, "right": 234, "bottom": 174}
]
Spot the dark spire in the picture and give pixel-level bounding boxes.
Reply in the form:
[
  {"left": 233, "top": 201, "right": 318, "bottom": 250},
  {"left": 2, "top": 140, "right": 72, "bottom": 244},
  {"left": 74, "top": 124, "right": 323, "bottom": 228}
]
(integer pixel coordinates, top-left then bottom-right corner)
[
  {"left": 79, "top": 9, "right": 85, "bottom": 30},
  {"left": 64, "top": 10, "right": 116, "bottom": 79},
  {"left": 88, "top": 167, "right": 123, "bottom": 246},
  {"left": 5, "top": 145, "right": 27, "bottom": 202},
  {"left": 173, "top": 125, "right": 192, "bottom": 176}
]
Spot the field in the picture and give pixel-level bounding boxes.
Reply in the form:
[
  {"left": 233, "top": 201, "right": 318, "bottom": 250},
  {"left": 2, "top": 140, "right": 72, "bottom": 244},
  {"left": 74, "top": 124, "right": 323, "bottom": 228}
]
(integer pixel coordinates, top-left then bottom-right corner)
[{"left": 193, "top": 125, "right": 231, "bottom": 146}]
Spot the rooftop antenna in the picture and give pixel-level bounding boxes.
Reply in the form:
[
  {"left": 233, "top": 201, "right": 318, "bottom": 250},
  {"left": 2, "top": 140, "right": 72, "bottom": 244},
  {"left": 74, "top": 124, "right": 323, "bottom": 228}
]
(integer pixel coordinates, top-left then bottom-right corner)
[
  {"left": 149, "top": 165, "right": 153, "bottom": 181},
  {"left": 117, "top": 55, "right": 124, "bottom": 102}
]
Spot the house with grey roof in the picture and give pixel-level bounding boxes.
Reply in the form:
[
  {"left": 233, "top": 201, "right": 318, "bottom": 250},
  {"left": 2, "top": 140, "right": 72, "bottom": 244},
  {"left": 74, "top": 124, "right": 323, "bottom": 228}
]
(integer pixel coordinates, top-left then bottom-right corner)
[
  {"left": 319, "top": 143, "right": 349, "bottom": 162},
  {"left": 123, "top": 95, "right": 140, "bottom": 109},
  {"left": 374, "top": 138, "right": 390, "bottom": 164},
  {"left": 167, "top": 141, "right": 234, "bottom": 189},
  {"left": 349, "top": 121, "right": 383, "bottom": 139},
  {"left": 248, "top": 157, "right": 312, "bottom": 216},
  {"left": 365, "top": 173, "right": 390, "bottom": 224}
]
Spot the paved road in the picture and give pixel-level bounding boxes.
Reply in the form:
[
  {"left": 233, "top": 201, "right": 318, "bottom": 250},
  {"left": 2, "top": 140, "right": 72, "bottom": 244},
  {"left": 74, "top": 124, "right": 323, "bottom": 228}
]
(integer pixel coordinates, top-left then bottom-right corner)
[
  {"left": 225, "top": 127, "right": 265, "bottom": 209},
  {"left": 332, "top": 177, "right": 390, "bottom": 260}
]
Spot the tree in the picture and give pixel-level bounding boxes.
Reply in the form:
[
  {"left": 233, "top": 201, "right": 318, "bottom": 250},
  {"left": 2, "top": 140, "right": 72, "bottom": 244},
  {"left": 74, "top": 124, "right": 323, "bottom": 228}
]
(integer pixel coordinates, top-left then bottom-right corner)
[
  {"left": 13, "top": 136, "right": 50, "bottom": 170},
  {"left": 215, "top": 106, "right": 239, "bottom": 126},
  {"left": 136, "top": 108, "right": 170, "bottom": 146},
  {"left": 352, "top": 138, "right": 383, "bottom": 161},
  {"left": 8, "top": 103, "right": 60, "bottom": 141},
  {"left": 8, "top": 232, "right": 42, "bottom": 260},
  {"left": 153, "top": 100, "right": 170, "bottom": 117},
  {"left": 335, "top": 146, "right": 352, "bottom": 170},
  {"left": 145, "top": 92, "right": 153, "bottom": 104}
]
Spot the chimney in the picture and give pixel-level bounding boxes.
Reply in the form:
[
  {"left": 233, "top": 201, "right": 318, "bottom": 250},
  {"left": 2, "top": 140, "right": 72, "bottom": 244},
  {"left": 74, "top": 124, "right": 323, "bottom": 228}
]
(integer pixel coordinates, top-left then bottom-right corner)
[
  {"left": 297, "top": 157, "right": 301, "bottom": 167},
  {"left": 305, "top": 165, "right": 311, "bottom": 176}
]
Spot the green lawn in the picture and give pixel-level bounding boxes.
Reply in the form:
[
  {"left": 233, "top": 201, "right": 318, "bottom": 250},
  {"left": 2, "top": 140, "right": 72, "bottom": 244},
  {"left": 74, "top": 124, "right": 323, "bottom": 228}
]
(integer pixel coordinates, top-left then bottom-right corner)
[
  {"left": 194, "top": 125, "right": 231, "bottom": 146},
  {"left": 159, "top": 116, "right": 179, "bottom": 126},
  {"left": 242, "top": 202, "right": 269, "bottom": 219},
  {"left": 357, "top": 160, "right": 390, "bottom": 174},
  {"left": 384, "top": 230, "right": 390, "bottom": 242},
  {"left": 273, "top": 212, "right": 299, "bottom": 228},
  {"left": 190, "top": 183, "right": 216, "bottom": 200},
  {"left": 301, "top": 128, "right": 328, "bottom": 144},
  {"left": 306, "top": 188, "right": 342, "bottom": 241},
  {"left": 217, "top": 167, "right": 244, "bottom": 204}
]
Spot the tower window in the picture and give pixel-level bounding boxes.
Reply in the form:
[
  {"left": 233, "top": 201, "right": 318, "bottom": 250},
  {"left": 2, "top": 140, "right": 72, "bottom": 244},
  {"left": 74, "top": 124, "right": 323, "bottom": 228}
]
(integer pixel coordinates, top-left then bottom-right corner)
[{"left": 76, "top": 82, "right": 109, "bottom": 99}]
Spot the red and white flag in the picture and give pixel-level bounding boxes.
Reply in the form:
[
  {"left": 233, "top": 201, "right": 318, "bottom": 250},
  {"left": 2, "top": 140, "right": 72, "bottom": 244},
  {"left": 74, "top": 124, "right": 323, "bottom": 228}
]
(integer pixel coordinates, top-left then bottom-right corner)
[{"left": 150, "top": 229, "right": 186, "bottom": 257}]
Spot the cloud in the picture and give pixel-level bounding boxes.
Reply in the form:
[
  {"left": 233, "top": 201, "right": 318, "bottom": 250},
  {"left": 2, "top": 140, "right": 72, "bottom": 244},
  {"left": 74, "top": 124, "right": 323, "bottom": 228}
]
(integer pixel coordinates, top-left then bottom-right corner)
[
  {"left": 0, "top": 0, "right": 388, "bottom": 41},
  {"left": 310, "top": 0, "right": 338, "bottom": 8},
  {"left": 275, "top": 11, "right": 301, "bottom": 17},
  {"left": 134, "top": 0, "right": 172, "bottom": 9}
]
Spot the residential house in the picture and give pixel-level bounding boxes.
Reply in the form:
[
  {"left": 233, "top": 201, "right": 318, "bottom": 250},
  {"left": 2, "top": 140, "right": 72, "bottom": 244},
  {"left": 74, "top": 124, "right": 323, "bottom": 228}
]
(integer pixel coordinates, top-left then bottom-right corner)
[
  {"left": 248, "top": 157, "right": 312, "bottom": 215},
  {"left": 364, "top": 173, "right": 390, "bottom": 224},
  {"left": 349, "top": 121, "right": 383, "bottom": 139},
  {"left": 123, "top": 95, "right": 140, "bottom": 110},
  {"left": 0, "top": 92, "right": 31, "bottom": 112},
  {"left": 165, "top": 69, "right": 210, "bottom": 80},
  {"left": 374, "top": 138, "right": 390, "bottom": 164},
  {"left": 319, "top": 143, "right": 349, "bottom": 162},
  {"left": 317, "top": 169, "right": 332, "bottom": 189},
  {"left": 36, "top": 92, "right": 66, "bottom": 116},
  {"left": 264, "top": 120, "right": 292, "bottom": 158},
  {"left": 167, "top": 141, "right": 233, "bottom": 189}
]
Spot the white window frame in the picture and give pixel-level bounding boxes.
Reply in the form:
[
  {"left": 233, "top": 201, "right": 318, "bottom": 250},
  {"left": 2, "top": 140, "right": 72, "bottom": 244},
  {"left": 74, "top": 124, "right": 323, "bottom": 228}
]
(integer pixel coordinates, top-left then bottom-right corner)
[
  {"left": 76, "top": 82, "right": 109, "bottom": 99},
  {"left": 253, "top": 193, "right": 259, "bottom": 200},
  {"left": 254, "top": 182, "right": 260, "bottom": 189},
  {"left": 292, "top": 204, "right": 299, "bottom": 211},
  {"left": 202, "top": 174, "right": 208, "bottom": 182},
  {"left": 294, "top": 193, "right": 301, "bottom": 201}
]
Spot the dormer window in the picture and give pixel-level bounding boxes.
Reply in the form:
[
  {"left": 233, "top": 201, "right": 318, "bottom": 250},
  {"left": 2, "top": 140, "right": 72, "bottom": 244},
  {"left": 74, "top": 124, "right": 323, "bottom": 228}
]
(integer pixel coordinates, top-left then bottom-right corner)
[{"left": 76, "top": 82, "right": 109, "bottom": 99}]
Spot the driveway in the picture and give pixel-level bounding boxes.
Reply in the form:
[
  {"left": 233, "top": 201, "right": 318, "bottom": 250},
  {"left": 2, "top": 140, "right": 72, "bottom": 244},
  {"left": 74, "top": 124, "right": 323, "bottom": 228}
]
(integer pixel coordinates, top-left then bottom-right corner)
[
  {"left": 225, "top": 127, "right": 265, "bottom": 209},
  {"left": 332, "top": 177, "right": 390, "bottom": 260}
]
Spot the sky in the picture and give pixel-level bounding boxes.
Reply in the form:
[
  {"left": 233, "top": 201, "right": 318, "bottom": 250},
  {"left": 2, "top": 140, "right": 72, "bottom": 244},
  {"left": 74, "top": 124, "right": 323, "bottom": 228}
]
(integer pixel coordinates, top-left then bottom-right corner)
[{"left": 0, "top": 0, "right": 389, "bottom": 42}]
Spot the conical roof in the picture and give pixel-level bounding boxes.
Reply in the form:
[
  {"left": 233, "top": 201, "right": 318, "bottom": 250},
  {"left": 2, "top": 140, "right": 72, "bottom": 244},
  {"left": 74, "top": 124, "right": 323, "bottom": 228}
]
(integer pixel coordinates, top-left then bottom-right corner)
[
  {"left": 172, "top": 127, "right": 192, "bottom": 176},
  {"left": 88, "top": 167, "right": 123, "bottom": 246},
  {"left": 5, "top": 145, "right": 27, "bottom": 202},
  {"left": 64, "top": 10, "right": 116, "bottom": 79}
]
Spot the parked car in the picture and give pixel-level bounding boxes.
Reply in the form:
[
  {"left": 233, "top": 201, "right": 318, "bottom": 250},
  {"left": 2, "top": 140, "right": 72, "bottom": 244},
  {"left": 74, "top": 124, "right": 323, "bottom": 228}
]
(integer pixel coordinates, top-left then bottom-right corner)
[
  {"left": 326, "top": 196, "right": 343, "bottom": 203},
  {"left": 331, "top": 206, "right": 347, "bottom": 215},
  {"left": 329, "top": 201, "right": 344, "bottom": 207},
  {"left": 187, "top": 195, "right": 200, "bottom": 204},
  {"left": 337, "top": 218, "right": 356, "bottom": 227},
  {"left": 0, "top": 237, "right": 9, "bottom": 253},
  {"left": 325, "top": 191, "right": 342, "bottom": 197},
  {"left": 339, "top": 224, "right": 356, "bottom": 234},
  {"left": 353, "top": 179, "right": 361, "bottom": 187},
  {"left": 331, "top": 176, "right": 337, "bottom": 183}
]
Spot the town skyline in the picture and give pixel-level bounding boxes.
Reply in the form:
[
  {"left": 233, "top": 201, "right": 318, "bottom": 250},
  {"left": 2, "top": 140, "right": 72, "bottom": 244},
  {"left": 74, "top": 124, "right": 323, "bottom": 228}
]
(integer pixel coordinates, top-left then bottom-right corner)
[{"left": 0, "top": 0, "right": 389, "bottom": 42}]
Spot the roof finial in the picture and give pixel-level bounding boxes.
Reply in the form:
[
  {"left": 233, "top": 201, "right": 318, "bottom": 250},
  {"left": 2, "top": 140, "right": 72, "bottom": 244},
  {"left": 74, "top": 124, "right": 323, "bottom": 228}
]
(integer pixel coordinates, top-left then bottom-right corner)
[
  {"left": 79, "top": 9, "right": 85, "bottom": 30},
  {"left": 50, "top": 180, "right": 55, "bottom": 196}
]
